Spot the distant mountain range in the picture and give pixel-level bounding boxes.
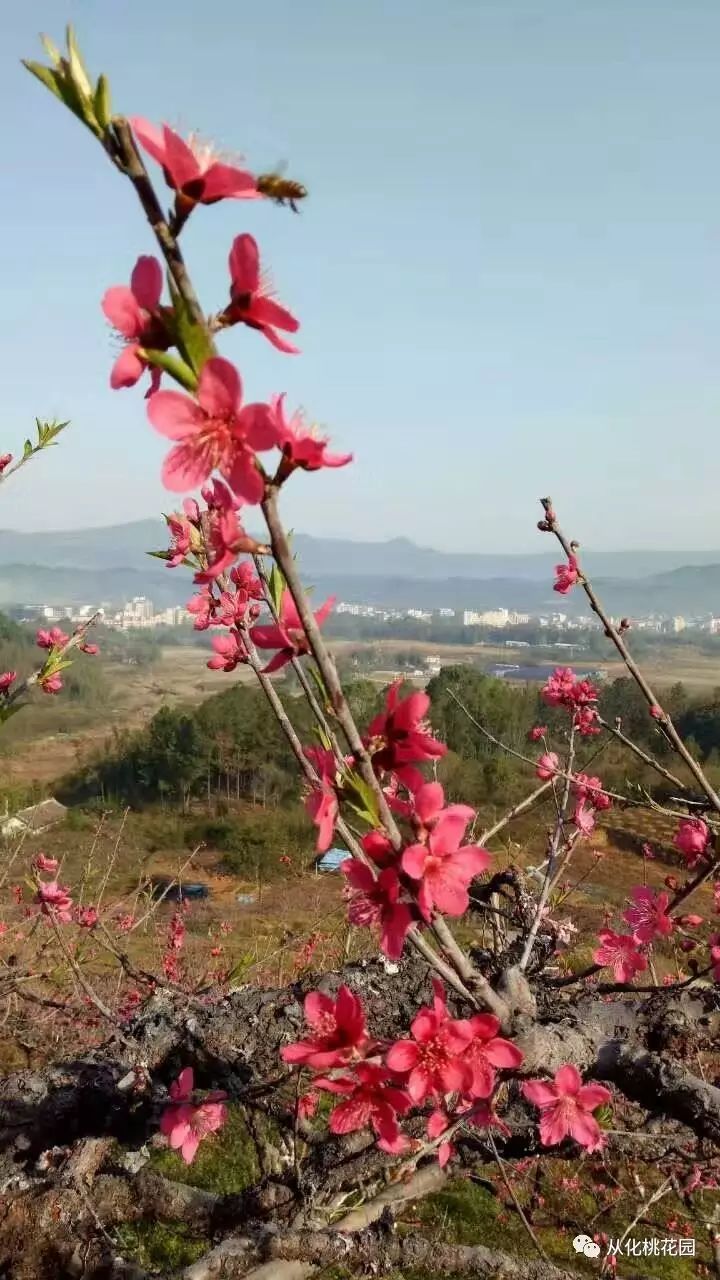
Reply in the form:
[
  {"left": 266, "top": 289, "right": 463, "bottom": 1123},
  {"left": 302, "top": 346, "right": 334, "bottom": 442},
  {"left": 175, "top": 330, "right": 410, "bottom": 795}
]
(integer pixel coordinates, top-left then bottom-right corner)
[{"left": 1, "top": 521, "right": 720, "bottom": 617}]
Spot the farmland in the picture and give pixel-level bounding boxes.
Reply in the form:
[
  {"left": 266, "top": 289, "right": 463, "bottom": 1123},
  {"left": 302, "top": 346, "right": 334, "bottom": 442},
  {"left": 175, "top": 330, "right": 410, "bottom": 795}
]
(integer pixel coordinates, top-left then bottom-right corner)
[{"left": 4, "top": 636, "right": 720, "bottom": 791}]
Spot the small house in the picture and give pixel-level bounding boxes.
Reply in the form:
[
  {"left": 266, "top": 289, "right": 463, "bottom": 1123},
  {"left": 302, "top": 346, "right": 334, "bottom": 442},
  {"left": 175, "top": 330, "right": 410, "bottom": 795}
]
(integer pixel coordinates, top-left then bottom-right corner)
[{"left": 1, "top": 797, "right": 68, "bottom": 840}]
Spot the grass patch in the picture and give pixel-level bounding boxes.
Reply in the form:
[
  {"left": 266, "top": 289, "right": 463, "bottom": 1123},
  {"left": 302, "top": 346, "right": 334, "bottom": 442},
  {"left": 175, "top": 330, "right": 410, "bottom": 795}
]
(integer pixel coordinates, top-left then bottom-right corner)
[
  {"left": 147, "top": 1106, "right": 261, "bottom": 1195},
  {"left": 116, "top": 1221, "right": 208, "bottom": 1271}
]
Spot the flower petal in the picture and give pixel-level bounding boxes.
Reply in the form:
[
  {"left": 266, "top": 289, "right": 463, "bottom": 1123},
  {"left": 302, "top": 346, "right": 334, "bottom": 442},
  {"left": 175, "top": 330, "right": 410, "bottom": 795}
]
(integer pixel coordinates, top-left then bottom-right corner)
[
  {"left": 131, "top": 255, "right": 163, "bottom": 309},
  {"left": 386, "top": 1040, "right": 420, "bottom": 1074},
  {"left": 575, "top": 1083, "right": 612, "bottom": 1111},
  {"left": 129, "top": 116, "right": 170, "bottom": 168},
  {"left": 414, "top": 782, "right": 444, "bottom": 824},
  {"left": 110, "top": 344, "right": 145, "bottom": 389},
  {"left": 198, "top": 357, "right": 241, "bottom": 417},
  {"left": 162, "top": 123, "right": 201, "bottom": 190},
  {"left": 380, "top": 903, "right": 412, "bottom": 960},
  {"left": 539, "top": 1104, "right": 569, "bottom": 1147},
  {"left": 236, "top": 402, "right": 279, "bottom": 451},
  {"left": 148, "top": 390, "right": 204, "bottom": 439},
  {"left": 483, "top": 1038, "right": 524, "bottom": 1070},
  {"left": 522, "top": 1079, "right": 559, "bottom": 1109},
  {"left": 401, "top": 843, "right": 427, "bottom": 880},
  {"left": 161, "top": 441, "right": 212, "bottom": 491},
  {"left": 554, "top": 1064, "right": 582, "bottom": 1096},
  {"left": 202, "top": 162, "right": 260, "bottom": 201},
  {"left": 568, "top": 1109, "right": 603, "bottom": 1151},
  {"left": 101, "top": 286, "right": 144, "bottom": 339},
  {"left": 229, "top": 233, "right": 260, "bottom": 294},
  {"left": 224, "top": 451, "right": 264, "bottom": 504}
]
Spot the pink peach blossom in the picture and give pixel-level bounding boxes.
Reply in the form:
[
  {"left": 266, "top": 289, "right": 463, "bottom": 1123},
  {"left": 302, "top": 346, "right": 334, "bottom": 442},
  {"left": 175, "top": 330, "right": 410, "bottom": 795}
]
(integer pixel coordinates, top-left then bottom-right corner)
[
  {"left": 225, "top": 235, "right": 300, "bottom": 353},
  {"left": 35, "top": 880, "right": 73, "bottom": 923},
  {"left": 553, "top": 556, "right": 580, "bottom": 595},
  {"left": 193, "top": 508, "right": 263, "bottom": 582},
  {"left": 536, "top": 752, "right": 559, "bottom": 781},
  {"left": 341, "top": 860, "right": 413, "bottom": 960},
  {"left": 623, "top": 886, "right": 673, "bottom": 945},
  {"left": 427, "top": 1106, "right": 455, "bottom": 1167},
  {"left": 572, "top": 706, "right": 599, "bottom": 735},
  {"left": 463, "top": 1014, "right": 524, "bottom": 1098},
  {"left": 130, "top": 119, "right": 259, "bottom": 204},
  {"left": 281, "top": 985, "right": 368, "bottom": 1069},
  {"left": 313, "top": 1061, "right": 412, "bottom": 1154},
  {"left": 165, "top": 513, "right": 194, "bottom": 568},
  {"left": 402, "top": 805, "right": 489, "bottom": 922},
  {"left": 271, "top": 394, "right": 353, "bottom": 473},
  {"left": 159, "top": 1067, "right": 227, "bottom": 1164},
  {"left": 147, "top": 356, "right": 278, "bottom": 502},
  {"left": 33, "top": 854, "right": 58, "bottom": 874},
  {"left": 366, "top": 682, "right": 446, "bottom": 773},
  {"left": 674, "top": 818, "right": 710, "bottom": 866},
  {"left": 207, "top": 630, "right": 248, "bottom": 672},
  {"left": 522, "top": 1064, "right": 610, "bottom": 1151},
  {"left": 593, "top": 929, "right": 647, "bottom": 983},
  {"left": 40, "top": 673, "right": 63, "bottom": 695},
  {"left": 101, "top": 256, "right": 169, "bottom": 392},
  {"left": 573, "top": 802, "right": 596, "bottom": 837},
  {"left": 187, "top": 587, "right": 215, "bottom": 631},
  {"left": 410, "top": 781, "right": 474, "bottom": 844},
  {"left": 250, "top": 593, "right": 334, "bottom": 673},
  {"left": 386, "top": 980, "right": 473, "bottom": 1102},
  {"left": 36, "top": 627, "right": 68, "bottom": 650},
  {"left": 573, "top": 773, "right": 611, "bottom": 810}
]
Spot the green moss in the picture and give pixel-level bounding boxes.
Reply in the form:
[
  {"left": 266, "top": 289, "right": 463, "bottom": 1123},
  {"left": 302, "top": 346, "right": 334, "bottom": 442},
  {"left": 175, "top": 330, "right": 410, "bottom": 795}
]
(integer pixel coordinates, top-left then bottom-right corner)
[
  {"left": 116, "top": 1221, "right": 207, "bottom": 1270},
  {"left": 413, "top": 1172, "right": 707, "bottom": 1280},
  {"left": 148, "top": 1106, "right": 261, "bottom": 1194},
  {"left": 416, "top": 1176, "right": 532, "bottom": 1252}
]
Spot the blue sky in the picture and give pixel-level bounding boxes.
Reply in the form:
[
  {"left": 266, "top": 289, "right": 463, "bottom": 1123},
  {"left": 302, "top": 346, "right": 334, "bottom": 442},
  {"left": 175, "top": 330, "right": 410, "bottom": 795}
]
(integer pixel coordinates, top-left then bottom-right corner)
[{"left": 2, "top": 0, "right": 720, "bottom": 551}]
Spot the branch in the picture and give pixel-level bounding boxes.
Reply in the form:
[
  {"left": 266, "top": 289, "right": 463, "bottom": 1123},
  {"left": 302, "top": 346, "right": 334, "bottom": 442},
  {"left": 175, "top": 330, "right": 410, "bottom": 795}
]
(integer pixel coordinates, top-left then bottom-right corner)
[{"left": 542, "top": 499, "right": 720, "bottom": 816}]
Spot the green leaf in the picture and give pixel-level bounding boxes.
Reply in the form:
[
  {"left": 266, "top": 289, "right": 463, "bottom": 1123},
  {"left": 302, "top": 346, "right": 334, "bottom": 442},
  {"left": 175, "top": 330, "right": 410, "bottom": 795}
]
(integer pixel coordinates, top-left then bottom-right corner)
[
  {"left": 65, "top": 24, "right": 93, "bottom": 100},
  {"left": 268, "top": 563, "right": 286, "bottom": 618},
  {"left": 35, "top": 418, "right": 69, "bottom": 449},
  {"left": 39, "top": 34, "right": 63, "bottom": 67},
  {"left": 167, "top": 275, "right": 214, "bottom": 376},
  {"left": 140, "top": 348, "right": 198, "bottom": 392},
  {"left": 22, "top": 439, "right": 33, "bottom": 458},
  {"left": 147, "top": 549, "right": 194, "bottom": 569},
  {"left": 344, "top": 771, "right": 381, "bottom": 826},
  {"left": 93, "top": 73, "right": 112, "bottom": 129},
  {"left": 22, "top": 60, "right": 66, "bottom": 102},
  {"left": 226, "top": 952, "right": 254, "bottom": 986},
  {"left": 308, "top": 663, "right": 330, "bottom": 708}
]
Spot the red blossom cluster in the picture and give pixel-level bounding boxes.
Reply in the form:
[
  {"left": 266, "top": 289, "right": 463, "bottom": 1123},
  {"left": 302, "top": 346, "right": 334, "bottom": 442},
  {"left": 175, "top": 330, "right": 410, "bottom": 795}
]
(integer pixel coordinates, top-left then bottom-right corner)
[
  {"left": 553, "top": 555, "right": 580, "bottom": 595},
  {"left": 281, "top": 981, "right": 610, "bottom": 1164},
  {"left": 541, "top": 667, "right": 600, "bottom": 736}
]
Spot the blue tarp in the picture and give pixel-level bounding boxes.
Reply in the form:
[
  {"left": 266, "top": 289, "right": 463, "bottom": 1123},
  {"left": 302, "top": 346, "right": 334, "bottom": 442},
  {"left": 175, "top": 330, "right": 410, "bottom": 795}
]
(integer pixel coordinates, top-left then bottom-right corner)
[{"left": 317, "top": 848, "right": 347, "bottom": 871}]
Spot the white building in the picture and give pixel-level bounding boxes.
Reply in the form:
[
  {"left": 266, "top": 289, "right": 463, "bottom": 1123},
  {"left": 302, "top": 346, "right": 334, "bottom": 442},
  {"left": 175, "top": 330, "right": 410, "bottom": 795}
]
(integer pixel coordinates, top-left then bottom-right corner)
[{"left": 462, "top": 608, "right": 529, "bottom": 628}]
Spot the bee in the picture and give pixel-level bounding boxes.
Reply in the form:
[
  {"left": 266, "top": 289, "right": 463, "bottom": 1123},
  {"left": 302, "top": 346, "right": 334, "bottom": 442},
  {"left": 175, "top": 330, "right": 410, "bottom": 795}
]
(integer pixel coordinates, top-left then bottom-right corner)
[{"left": 257, "top": 162, "right": 308, "bottom": 212}]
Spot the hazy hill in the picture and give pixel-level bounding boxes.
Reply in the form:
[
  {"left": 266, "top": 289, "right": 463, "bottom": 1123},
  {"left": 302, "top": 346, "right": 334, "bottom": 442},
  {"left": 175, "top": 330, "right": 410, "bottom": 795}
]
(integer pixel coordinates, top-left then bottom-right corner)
[
  {"left": 2, "top": 521, "right": 720, "bottom": 578},
  {"left": 1, "top": 522, "right": 720, "bottom": 615}
]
